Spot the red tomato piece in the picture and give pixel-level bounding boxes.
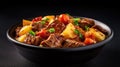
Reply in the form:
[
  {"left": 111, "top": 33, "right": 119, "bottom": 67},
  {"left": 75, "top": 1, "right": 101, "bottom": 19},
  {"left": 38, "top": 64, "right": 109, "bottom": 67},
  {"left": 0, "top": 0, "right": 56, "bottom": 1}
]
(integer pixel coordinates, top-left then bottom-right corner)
[
  {"left": 84, "top": 38, "right": 96, "bottom": 45},
  {"left": 36, "top": 29, "right": 49, "bottom": 39},
  {"left": 58, "top": 14, "right": 70, "bottom": 25},
  {"left": 85, "top": 32, "right": 95, "bottom": 40},
  {"left": 32, "top": 16, "right": 42, "bottom": 23}
]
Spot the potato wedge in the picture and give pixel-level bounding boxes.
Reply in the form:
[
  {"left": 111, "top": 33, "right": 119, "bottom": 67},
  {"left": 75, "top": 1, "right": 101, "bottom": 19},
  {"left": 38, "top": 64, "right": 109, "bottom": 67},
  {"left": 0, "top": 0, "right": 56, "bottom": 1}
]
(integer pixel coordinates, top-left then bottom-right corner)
[
  {"left": 89, "top": 28, "right": 105, "bottom": 42},
  {"left": 61, "top": 23, "right": 76, "bottom": 38},
  {"left": 23, "top": 19, "right": 32, "bottom": 26},
  {"left": 16, "top": 34, "right": 27, "bottom": 42},
  {"left": 19, "top": 25, "right": 32, "bottom": 36}
]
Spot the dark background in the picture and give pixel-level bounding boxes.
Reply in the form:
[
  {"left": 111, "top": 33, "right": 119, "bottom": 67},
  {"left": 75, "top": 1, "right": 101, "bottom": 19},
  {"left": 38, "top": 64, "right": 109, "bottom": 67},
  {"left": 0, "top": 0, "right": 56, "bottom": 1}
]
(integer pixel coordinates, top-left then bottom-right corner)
[{"left": 0, "top": 0, "right": 120, "bottom": 67}]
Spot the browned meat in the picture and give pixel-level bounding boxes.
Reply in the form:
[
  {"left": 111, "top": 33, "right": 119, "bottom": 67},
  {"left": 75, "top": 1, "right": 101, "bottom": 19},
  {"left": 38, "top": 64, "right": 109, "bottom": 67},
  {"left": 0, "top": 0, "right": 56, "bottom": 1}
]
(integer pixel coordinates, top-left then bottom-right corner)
[
  {"left": 32, "top": 21, "right": 49, "bottom": 31},
  {"left": 92, "top": 25, "right": 108, "bottom": 35},
  {"left": 80, "top": 18, "right": 95, "bottom": 29},
  {"left": 46, "top": 20, "right": 66, "bottom": 33},
  {"left": 75, "top": 26, "right": 85, "bottom": 36},
  {"left": 24, "top": 34, "right": 42, "bottom": 46},
  {"left": 41, "top": 34, "right": 64, "bottom": 48},
  {"left": 73, "top": 26, "right": 85, "bottom": 42},
  {"left": 32, "top": 22, "right": 42, "bottom": 31},
  {"left": 15, "top": 27, "right": 22, "bottom": 37},
  {"left": 63, "top": 39, "right": 85, "bottom": 48}
]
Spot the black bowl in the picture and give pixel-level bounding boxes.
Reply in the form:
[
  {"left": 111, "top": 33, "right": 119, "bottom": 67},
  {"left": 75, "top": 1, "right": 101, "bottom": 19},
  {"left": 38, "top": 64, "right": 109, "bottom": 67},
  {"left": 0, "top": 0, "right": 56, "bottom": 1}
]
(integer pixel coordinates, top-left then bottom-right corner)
[{"left": 7, "top": 18, "right": 113, "bottom": 65}]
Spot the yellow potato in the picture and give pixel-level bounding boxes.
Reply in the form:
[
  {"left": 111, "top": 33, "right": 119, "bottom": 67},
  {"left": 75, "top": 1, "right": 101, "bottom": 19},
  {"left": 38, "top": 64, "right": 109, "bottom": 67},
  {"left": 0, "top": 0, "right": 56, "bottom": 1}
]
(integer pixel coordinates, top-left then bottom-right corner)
[
  {"left": 94, "top": 31, "right": 105, "bottom": 42},
  {"left": 23, "top": 19, "right": 32, "bottom": 26},
  {"left": 16, "top": 34, "right": 27, "bottom": 42},
  {"left": 42, "top": 15, "right": 55, "bottom": 24},
  {"left": 89, "top": 28, "right": 105, "bottom": 42},
  {"left": 19, "top": 25, "right": 32, "bottom": 36},
  {"left": 61, "top": 23, "right": 76, "bottom": 38}
]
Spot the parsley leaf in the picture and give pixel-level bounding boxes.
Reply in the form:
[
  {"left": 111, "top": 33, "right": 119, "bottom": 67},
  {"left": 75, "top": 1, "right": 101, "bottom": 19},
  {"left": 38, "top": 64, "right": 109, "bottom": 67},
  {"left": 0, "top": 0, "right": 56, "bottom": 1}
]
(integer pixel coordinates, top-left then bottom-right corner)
[
  {"left": 29, "top": 30, "right": 35, "bottom": 36},
  {"left": 48, "top": 28, "right": 55, "bottom": 33}
]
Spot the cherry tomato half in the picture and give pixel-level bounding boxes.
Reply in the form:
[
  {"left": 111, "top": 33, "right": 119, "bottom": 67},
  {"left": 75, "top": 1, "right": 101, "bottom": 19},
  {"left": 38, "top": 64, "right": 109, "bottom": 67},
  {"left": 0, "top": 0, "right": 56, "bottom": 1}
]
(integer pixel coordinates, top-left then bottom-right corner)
[{"left": 58, "top": 14, "right": 70, "bottom": 25}]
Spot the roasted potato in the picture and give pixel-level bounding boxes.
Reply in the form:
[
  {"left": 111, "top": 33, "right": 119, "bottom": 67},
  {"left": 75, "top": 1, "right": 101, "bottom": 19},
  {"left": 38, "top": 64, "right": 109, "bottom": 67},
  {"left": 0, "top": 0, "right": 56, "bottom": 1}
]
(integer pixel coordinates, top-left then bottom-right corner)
[
  {"left": 16, "top": 34, "right": 27, "bottom": 42},
  {"left": 61, "top": 23, "right": 76, "bottom": 38},
  {"left": 86, "top": 28, "right": 105, "bottom": 42},
  {"left": 19, "top": 25, "right": 32, "bottom": 36},
  {"left": 23, "top": 19, "right": 32, "bottom": 26}
]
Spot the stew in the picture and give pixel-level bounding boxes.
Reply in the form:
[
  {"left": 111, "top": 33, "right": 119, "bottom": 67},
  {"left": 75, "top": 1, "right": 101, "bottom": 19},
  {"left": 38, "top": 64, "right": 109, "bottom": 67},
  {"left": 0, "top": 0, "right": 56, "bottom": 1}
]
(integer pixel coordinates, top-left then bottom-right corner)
[{"left": 15, "top": 14, "right": 108, "bottom": 48}]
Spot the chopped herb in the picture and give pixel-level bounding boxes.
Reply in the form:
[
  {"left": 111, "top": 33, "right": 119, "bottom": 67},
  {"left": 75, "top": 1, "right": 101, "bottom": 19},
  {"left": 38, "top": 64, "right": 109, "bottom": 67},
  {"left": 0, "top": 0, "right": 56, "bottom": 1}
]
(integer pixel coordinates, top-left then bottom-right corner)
[
  {"left": 74, "top": 29, "right": 80, "bottom": 34},
  {"left": 79, "top": 33, "right": 83, "bottom": 39},
  {"left": 42, "top": 17, "right": 49, "bottom": 21},
  {"left": 74, "top": 29, "right": 83, "bottom": 39},
  {"left": 48, "top": 28, "right": 55, "bottom": 33},
  {"left": 74, "top": 18, "right": 80, "bottom": 22},
  {"left": 74, "top": 21, "right": 79, "bottom": 25},
  {"left": 41, "top": 18, "right": 49, "bottom": 25},
  {"left": 29, "top": 30, "right": 35, "bottom": 36},
  {"left": 41, "top": 21, "right": 46, "bottom": 25},
  {"left": 85, "top": 26, "right": 89, "bottom": 31},
  {"left": 44, "top": 18, "right": 49, "bottom": 21},
  {"left": 73, "top": 18, "right": 80, "bottom": 25}
]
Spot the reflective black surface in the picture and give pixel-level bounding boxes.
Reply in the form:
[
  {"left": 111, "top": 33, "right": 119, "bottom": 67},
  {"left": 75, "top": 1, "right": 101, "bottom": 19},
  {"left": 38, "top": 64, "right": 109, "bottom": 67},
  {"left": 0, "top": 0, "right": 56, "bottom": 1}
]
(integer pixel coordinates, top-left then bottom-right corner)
[{"left": 0, "top": 2, "right": 120, "bottom": 67}]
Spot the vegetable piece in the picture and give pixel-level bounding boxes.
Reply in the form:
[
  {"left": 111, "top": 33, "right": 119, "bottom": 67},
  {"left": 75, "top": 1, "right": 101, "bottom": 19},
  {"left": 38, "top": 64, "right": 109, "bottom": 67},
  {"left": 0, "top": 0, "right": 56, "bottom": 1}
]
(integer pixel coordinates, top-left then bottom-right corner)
[
  {"left": 41, "top": 21, "right": 46, "bottom": 25},
  {"left": 74, "top": 18, "right": 80, "bottom": 21},
  {"left": 32, "top": 16, "right": 42, "bottom": 23},
  {"left": 29, "top": 30, "right": 35, "bottom": 36},
  {"left": 42, "top": 16, "right": 55, "bottom": 24},
  {"left": 74, "top": 21, "right": 79, "bottom": 25},
  {"left": 48, "top": 28, "right": 55, "bottom": 33},
  {"left": 84, "top": 38, "right": 96, "bottom": 45},
  {"left": 61, "top": 23, "right": 76, "bottom": 38},
  {"left": 36, "top": 29, "right": 48, "bottom": 39},
  {"left": 19, "top": 25, "right": 32, "bottom": 36},
  {"left": 58, "top": 14, "right": 70, "bottom": 25},
  {"left": 85, "top": 25, "right": 89, "bottom": 31},
  {"left": 42, "top": 17, "right": 49, "bottom": 21},
  {"left": 93, "top": 29, "right": 105, "bottom": 42},
  {"left": 16, "top": 34, "right": 27, "bottom": 42},
  {"left": 40, "top": 17, "right": 49, "bottom": 25},
  {"left": 85, "top": 28, "right": 105, "bottom": 42},
  {"left": 73, "top": 18, "right": 80, "bottom": 25},
  {"left": 74, "top": 29, "right": 83, "bottom": 39},
  {"left": 23, "top": 19, "right": 32, "bottom": 26},
  {"left": 74, "top": 29, "right": 79, "bottom": 35},
  {"left": 79, "top": 33, "right": 83, "bottom": 39},
  {"left": 85, "top": 31, "right": 95, "bottom": 40}
]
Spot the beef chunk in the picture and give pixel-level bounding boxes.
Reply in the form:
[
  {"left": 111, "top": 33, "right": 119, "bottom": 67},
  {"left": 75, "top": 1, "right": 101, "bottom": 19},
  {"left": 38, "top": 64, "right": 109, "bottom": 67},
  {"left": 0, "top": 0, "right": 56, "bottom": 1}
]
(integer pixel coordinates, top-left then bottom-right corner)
[
  {"left": 92, "top": 25, "right": 108, "bottom": 35},
  {"left": 32, "top": 21, "right": 49, "bottom": 31},
  {"left": 32, "top": 22, "right": 42, "bottom": 31},
  {"left": 41, "top": 34, "right": 64, "bottom": 48},
  {"left": 15, "top": 27, "right": 22, "bottom": 37},
  {"left": 46, "top": 20, "right": 66, "bottom": 33},
  {"left": 24, "top": 34, "right": 42, "bottom": 46},
  {"left": 63, "top": 39, "right": 85, "bottom": 48},
  {"left": 80, "top": 18, "right": 95, "bottom": 29}
]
